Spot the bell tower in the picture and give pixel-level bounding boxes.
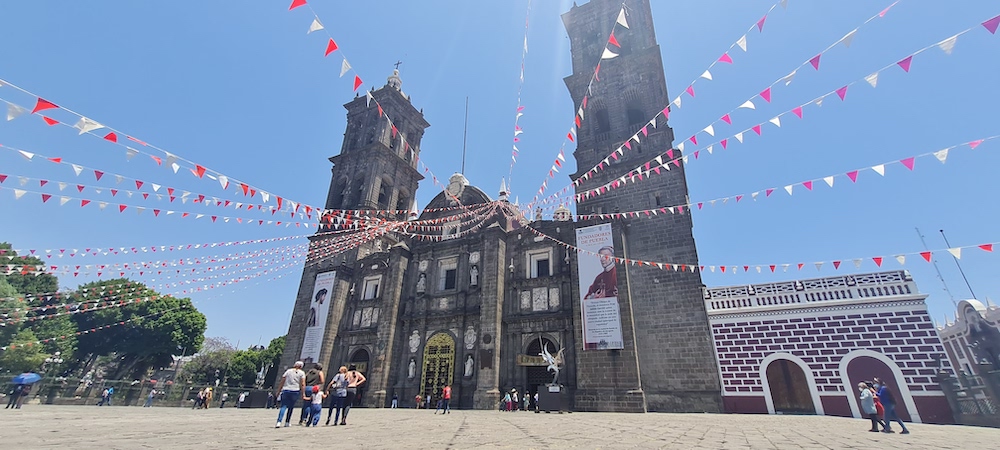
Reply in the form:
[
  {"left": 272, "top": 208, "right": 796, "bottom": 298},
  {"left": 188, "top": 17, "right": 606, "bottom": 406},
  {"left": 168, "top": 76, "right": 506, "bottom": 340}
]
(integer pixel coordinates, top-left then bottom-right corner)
[{"left": 563, "top": 0, "right": 722, "bottom": 412}]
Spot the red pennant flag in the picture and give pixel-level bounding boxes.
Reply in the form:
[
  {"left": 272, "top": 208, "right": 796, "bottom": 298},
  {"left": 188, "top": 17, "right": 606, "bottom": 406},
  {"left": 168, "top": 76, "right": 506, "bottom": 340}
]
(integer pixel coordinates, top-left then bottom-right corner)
[
  {"left": 979, "top": 244, "right": 994, "bottom": 252},
  {"left": 897, "top": 55, "right": 913, "bottom": 73},
  {"left": 135, "top": 180, "right": 144, "bottom": 189},
  {"left": 119, "top": 205, "right": 128, "bottom": 213},
  {"left": 720, "top": 266, "right": 726, "bottom": 273},
  {"left": 797, "top": 263, "right": 804, "bottom": 270},
  {"left": 41, "top": 194, "right": 51, "bottom": 203},
  {"left": 94, "top": 170, "right": 104, "bottom": 181},
  {"left": 760, "top": 87, "right": 771, "bottom": 103},
  {"left": 809, "top": 54, "right": 821, "bottom": 70},
  {"left": 31, "top": 98, "right": 58, "bottom": 114},
  {"left": 873, "top": 257, "right": 883, "bottom": 267},
  {"left": 194, "top": 165, "right": 206, "bottom": 178},
  {"left": 835, "top": 86, "right": 848, "bottom": 101},
  {"left": 792, "top": 106, "right": 803, "bottom": 119},
  {"left": 288, "top": 0, "right": 307, "bottom": 10},
  {"left": 720, "top": 114, "right": 732, "bottom": 124},
  {"left": 567, "top": 132, "right": 575, "bottom": 142},
  {"left": 920, "top": 251, "right": 932, "bottom": 262},
  {"left": 846, "top": 171, "right": 859, "bottom": 183},
  {"left": 769, "top": 265, "right": 776, "bottom": 272},
  {"left": 39, "top": 180, "right": 48, "bottom": 187},
  {"left": 982, "top": 14, "right": 1000, "bottom": 34},
  {"left": 47, "top": 157, "right": 62, "bottom": 163},
  {"left": 833, "top": 261, "right": 841, "bottom": 269},
  {"left": 104, "top": 132, "right": 118, "bottom": 143},
  {"left": 900, "top": 157, "right": 915, "bottom": 170},
  {"left": 81, "top": 199, "right": 90, "bottom": 207},
  {"left": 324, "top": 39, "right": 338, "bottom": 57},
  {"left": 608, "top": 32, "right": 620, "bottom": 48},
  {"left": 42, "top": 116, "right": 59, "bottom": 126},
  {"left": 353, "top": 75, "right": 363, "bottom": 91}
]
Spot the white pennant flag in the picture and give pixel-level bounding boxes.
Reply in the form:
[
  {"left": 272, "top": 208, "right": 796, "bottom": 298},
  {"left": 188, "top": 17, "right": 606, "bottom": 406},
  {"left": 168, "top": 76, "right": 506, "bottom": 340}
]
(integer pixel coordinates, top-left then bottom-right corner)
[
  {"left": 841, "top": 29, "right": 857, "bottom": 48},
  {"left": 74, "top": 117, "right": 105, "bottom": 134},
  {"left": 365, "top": 91, "right": 373, "bottom": 107},
  {"left": 650, "top": 117, "right": 657, "bottom": 128},
  {"left": 784, "top": 185, "right": 793, "bottom": 195},
  {"left": 60, "top": 196, "right": 70, "bottom": 206},
  {"left": 707, "top": 145, "right": 714, "bottom": 154},
  {"left": 769, "top": 116, "right": 781, "bottom": 128},
  {"left": 865, "top": 72, "right": 879, "bottom": 88},
  {"left": 781, "top": 0, "right": 788, "bottom": 9},
  {"left": 739, "top": 100, "right": 756, "bottom": 110},
  {"left": 823, "top": 176, "right": 834, "bottom": 187},
  {"left": 735, "top": 132, "right": 744, "bottom": 143},
  {"left": 815, "top": 97, "right": 825, "bottom": 107},
  {"left": 18, "top": 150, "right": 34, "bottom": 161},
  {"left": 672, "top": 97, "right": 682, "bottom": 109},
  {"left": 171, "top": 162, "right": 180, "bottom": 173},
  {"left": 782, "top": 70, "right": 796, "bottom": 86},
  {"left": 18, "top": 177, "right": 28, "bottom": 186},
  {"left": 736, "top": 35, "right": 747, "bottom": 52},
  {"left": 934, "top": 148, "right": 949, "bottom": 163},
  {"left": 937, "top": 35, "right": 958, "bottom": 55},
  {"left": 948, "top": 248, "right": 962, "bottom": 259},
  {"left": 217, "top": 175, "right": 228, "bottom": 190},
  {"left": 616, "top": 8, "right": 629, "bottom": 29},
  {"left": 601, "top": 48, "right": 619, "bottom": 59},
  {"left": 72, "top": 164, "right": 83, "bottom": 176},
  {"left": 853, "top": 259, "right": 863, "bottom": 269},
  {"left": 872, "top": 164, "right": 885, "bottom": 176},
  {"left": 895, "top": 255, "right": 906, "bottom": 266},
  {"left": 13, "top": 189, "right": 26, "bottom": 199},
  {"left": 341, "top": 59, "right": 352, "bottom": 78},
  {"left": 815, "top": 262, "right": 824, "bottom": 271},
  {"left": 125, "top": 147, "right": 139, "bottom": 160},
  {"left": 308, "top": 17, "right": 324, "bottom": 34},
  {"left": 151, "top": 183, "right": 161, "bottom": 192},
  {"left": 115, "top": 175, "right": 124, "bottom": 184},
  {"left": 58, "top": 182, "right": 67, "bottom": 191},
  {"left": 6, "top": 103, "right": 27, "bottom": 121},
  {"left": 700, "top": 70, "right": 713, "bottom": 80},
  {"left": 677, "top": 142, "right": 685, "bottom": 152},
  {"left": 703, "top": 124, "right": 715, "bottom": 136}
]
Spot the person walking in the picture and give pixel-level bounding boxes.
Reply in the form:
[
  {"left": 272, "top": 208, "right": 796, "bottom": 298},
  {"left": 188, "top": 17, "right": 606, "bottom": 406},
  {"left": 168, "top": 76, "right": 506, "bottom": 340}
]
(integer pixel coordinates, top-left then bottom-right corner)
[
  {"left": 391, "top": 393, "right": 398, "bottom": 409},
  {"left": 13, "top": 384, "right": 31, "bottom": 409},
  {"left": 274, "top": 361, "right": 306, "bottom": 428},
  {"left": 414, "top": 394, "right": 422, "bottom": 409},
  {"left": 266, "top": 392, "right": 275, "bottom": 409},
  {"left": 203, "top": 387, "right": 214, "bottom": 409},
  {"left": 219, "top": 392, "right": 228, "bottom": 408},
  {"left": 6, "top": 384, "right": 23, "bottom": 409},
  {"left": 441, "top": 385, "right": 452, "bottom": 414},
  {"left": 143, "top": 389, "right": 156, "bottom": 407},
  {"left": 511, "top": 389, "right": 519, "bottom": 412},
  {"left": 503, "top": 391, "right": 512, "bottom": 412},
  {"left": 340, "top": 364, "right": 366, "bottom": 425},
  {"left": 875, "top": 378, "right": 910, "bottom": 434},
  {"left": 306, "top": 386, "right": 325, "bottom": 427},
  {"left": 299, "top": 364, "right": 325, "bottom": 425},
  {"left": 859, "top": 382, "right": 887, "bottom": 432},
  {"left": 325, "top": 366, "right": 349, "bottom": 426},
  {"left": 238, "top": 392, "right": 247, "bottom": 409}
]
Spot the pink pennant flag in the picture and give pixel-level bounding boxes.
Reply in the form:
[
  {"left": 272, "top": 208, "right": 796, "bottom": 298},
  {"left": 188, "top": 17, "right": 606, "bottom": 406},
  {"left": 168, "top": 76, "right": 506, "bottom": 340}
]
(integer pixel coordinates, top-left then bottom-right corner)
[
  {"left": 802, "top": 180, "right": 813, "bottom": 190},
  {"left": 765, "top": 188, "right": 774, "bottom": 197},
  {"left": 608, "top": 32, "right": 621, "bottom": 48},
  {"left": 718, "top": 53, "right": 733, "bottom": 64},
  {"left": 688, "top": 135, "right": 697, "bottom": 145},
  {"left": 760, "top": 87, "right": 772, "bottom": 103},
  {"left": 846, "top": 171, "right": 859, "bottom": 183},
  {"left": 984, "top": 15, "right": 1000, "bottom": 34},
  {"left": 685, "top": 85, "right": 695, "bottom": 97},
  {"left": 662, "top": 106, "right": 670, "bottom": 119},
  {"left": 792, "top": 106, "right": 803, "bottom": 119},
  {"left": 756, "top": 15, "right": 767, "bottom": 32},
  {"left": 720, "top": 114, "right": 732, "bottom": 124},
  {"left": 835, "top": 86, "right": 848, "bottom": 101},
  {"left": 751, "top": 124, "right": 762, "bottom": 135},
  {"left": 720, "top": 139, "right": 728, "bottom": 149},
  {"left": 809, "top": 54, "right": 821, "bottom": 70},
  {"left": 900, "top": 157, "right": 915, "bottom": 170},
  {"left": 969, "top": 139, "right": 984, "bottom": 149},
  {"left": 897, "top": 55, "right": 913, "bottom": 72}
]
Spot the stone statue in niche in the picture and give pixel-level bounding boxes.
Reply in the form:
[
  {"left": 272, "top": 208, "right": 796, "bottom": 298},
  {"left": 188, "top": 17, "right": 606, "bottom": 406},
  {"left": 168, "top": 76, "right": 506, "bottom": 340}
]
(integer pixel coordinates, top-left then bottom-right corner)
[
  {"left": 416, "top": 273, "right": 427, "bottom": 294},
  {"left": 470, "top": 265, "right": 479, "bottom": 286},
  {"left": 408, "top": 358, "right": 417, "bottom": 379},
  {"left": 464, "top": 326, "right": 476, "bottom": 350},
  {"left": 464, "top": 354, "right": 475, "bottom": 377},
  {"left": 408, "top": 330, "right": 420, "bottom": 353}
]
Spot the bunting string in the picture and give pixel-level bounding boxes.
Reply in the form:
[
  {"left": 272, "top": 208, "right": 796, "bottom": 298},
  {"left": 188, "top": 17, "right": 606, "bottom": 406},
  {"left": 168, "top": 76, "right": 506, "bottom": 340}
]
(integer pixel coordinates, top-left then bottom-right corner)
[{"left": 508, "top": 0, "right": 533, "bottom": 182}]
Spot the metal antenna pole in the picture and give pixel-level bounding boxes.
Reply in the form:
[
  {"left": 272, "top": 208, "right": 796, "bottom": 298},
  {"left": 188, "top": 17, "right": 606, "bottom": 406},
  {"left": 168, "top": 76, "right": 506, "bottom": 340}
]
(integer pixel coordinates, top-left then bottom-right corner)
[
  {"left": 940, "top": 229, "right": 977, "bottom": 300},
  {"left": 916, "top": 228, "right": 956, "bottom": 307},
  {"left": 461, "top": 97, "right": 469, "bottom": 174}
]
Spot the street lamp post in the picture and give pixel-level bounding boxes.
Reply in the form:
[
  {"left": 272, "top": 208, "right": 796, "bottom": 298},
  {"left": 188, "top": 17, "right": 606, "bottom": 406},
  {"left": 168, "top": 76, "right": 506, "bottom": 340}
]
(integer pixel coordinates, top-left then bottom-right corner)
[{"left": 41, "top": 352, "right": 65, "bottom": 404}]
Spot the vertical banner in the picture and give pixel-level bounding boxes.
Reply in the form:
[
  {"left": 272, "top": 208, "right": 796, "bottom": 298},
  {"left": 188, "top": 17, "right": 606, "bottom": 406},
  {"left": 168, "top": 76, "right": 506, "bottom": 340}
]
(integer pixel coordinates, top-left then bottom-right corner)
[
  {"left": 300, "top": 271, "right": 337, "bottom": 362},
  {"left": 575, "top": 224, "right": 624, "bottom": 350}
]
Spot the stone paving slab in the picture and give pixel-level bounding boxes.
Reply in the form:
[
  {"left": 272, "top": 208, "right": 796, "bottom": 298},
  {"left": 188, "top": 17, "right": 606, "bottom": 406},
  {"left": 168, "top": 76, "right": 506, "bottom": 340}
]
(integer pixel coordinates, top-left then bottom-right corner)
[{"left": 0, "top": 405, "right": 997, "bottom": 449}]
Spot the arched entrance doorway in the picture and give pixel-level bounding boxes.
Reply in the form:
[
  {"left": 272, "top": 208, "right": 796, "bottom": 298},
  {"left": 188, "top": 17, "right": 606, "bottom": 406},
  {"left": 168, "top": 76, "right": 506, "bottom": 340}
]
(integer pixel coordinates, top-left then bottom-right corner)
[
  {"left": 420, "top": 333, "right": 455, "bottom": 407},
  {"left": 846, "top": 355, "right": 911, "bottom": 421},
  {"left": 765, "top": 358, "right": 816, "bottom": 414},
  {"left": 349, "top": 349, "right": 369, "bottom": 407},
  {"left": 524, "top": 337, "right": 557, "bottom": 411}
]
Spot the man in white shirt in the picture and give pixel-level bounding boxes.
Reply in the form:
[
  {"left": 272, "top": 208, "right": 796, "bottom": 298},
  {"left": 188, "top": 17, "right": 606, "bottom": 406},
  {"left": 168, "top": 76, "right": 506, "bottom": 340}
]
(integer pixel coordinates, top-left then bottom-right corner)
[{"left": 274, "top": 361, "right": 306, "bottom": 428}]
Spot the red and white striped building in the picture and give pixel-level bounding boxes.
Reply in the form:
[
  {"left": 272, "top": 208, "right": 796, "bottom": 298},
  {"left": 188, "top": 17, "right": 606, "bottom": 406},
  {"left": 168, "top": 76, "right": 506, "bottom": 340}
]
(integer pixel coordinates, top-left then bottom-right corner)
[{"left": 705, "top": 270, "right": 953, "bottom": 423}]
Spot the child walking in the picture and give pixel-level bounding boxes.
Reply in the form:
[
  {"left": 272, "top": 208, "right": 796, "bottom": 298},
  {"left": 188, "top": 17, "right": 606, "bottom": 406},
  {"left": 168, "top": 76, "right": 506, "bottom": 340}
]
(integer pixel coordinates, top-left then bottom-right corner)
[{"left": 306, "top": 386, "right": 324, "bottom": 427}]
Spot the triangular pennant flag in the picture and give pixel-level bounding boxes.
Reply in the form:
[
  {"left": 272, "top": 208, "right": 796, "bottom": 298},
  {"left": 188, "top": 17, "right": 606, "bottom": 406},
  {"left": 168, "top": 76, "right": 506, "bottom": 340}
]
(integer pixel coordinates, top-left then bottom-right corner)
[
  {"left": 718, "top": 53, "right": 733, "bottom": 64},
  {"left": 802, "top": 180, "right": 813, "bottom": 190},
  {"left": 769, "top": 117, "right": 780, "bottom": 128},
  {"left": 616, "top": 7, "right": 629, "bottom": 29},
  {"left": 288, "top": 0, "right": 307, "bottom": 10},
  {"left": 353, "top": 75, "right": 363, "bottom": 91},
  {"left": 756, "top": 15, "right": 767, "bottom": 32},
  {"left": 791, "top": 106, "right": 803, "bottom": 119},
  {"left": 7, "top": 104, "right": 27, "bottom": 121},
  {"left": 900, "top": 157, "right": 915, "bottom": 170},
  {"left": 920, "top": 251, "right": 932, "bottom": 262},
  {"left": 833, "top": 261, "right": 842, "bottom": 269},
  {"left": 873, "top": 257, "right": 883, "bottom": 267},
  {"left": 784, "top": 185, "right": 793, "bottom": 195},
  {"left": 42, "top": 116, "right": 59, "bottom": 126},
  {"left": 340, "top": 59, "right": 351, "bottom": 78},
  {"left": 308, "top": 17, "right": 324, "bottom": 34},
  {"left": 846, "top": 171, "right": 858, "bottom": 183},
  {"left": 948, "top": 247, "right": 962, "bottom": 259},
  {"left": 823, "top": 176, "right": 834, "bottom": 187},
  {"left": 872, "top": 164, "right": 885, "bottom": 176},
  {"left": 934, "top": 148, "right": 949, "bottom": 163},
  {"left": 685, "top": 85, "right": 695, "bottom": 97},
  {"left": 841, "top": 29, "right": 857, "bottom": 48},
  {"left": 601, "top": 48, "right": 619, "bottom": 59},
  {"left": 979, "top": 244, "right": 993, "bottom": 252},
  {"left": 896, "top": 255, "right": 906, "bottom": 266},
  {"left": 608, "top": 32, "right": 621, "bottom": 48},
  {"left": 937, "top": 35, "right": 959, "bottom": 55},
  {"left": 721, "top": 113, "right": 732, "bottom": 124},
  {"left": 760, "top": 87, "right": 771, "bottom": 103},
  {"left": 853, "top": 259, "right": 863, "bottom": 269},
  {"left": 969, "top": 139, "right": 984, "bottom": 149},
  {"left": 736, "top": 35, "right": 747, "bottom": 52},
  {"left": 31, "top": 98, "right": 58, "bottom": 114},
  {"left": 735, "top": 132, "right": 744, "bottom": 143},
  {"left": 739, "top": 100, "right": 755, "bottom": 110},
  {"left": 74, "top": 117, "right": 104, "bottom": 134},
  {"left": 865, "top": 72, "right": 879, "bottom": 88},
  {"left": 835, "top": 86, "right": 848, "bottom": 101},
  {"left": 324, "top": 39, "right": 339, "bottom": 57},
  {"left": 700, "top": 70, "right": 713, "bottom": 80},
  {"left": 897, "top": 55, "right": 913, "bottom": 73},
  {"left": 14, "top": 189, "right": 26, "bottom": 199},
  {"left": 982, "top": 14, "right": 1000, "bottom": 34},
  {"left": 815, "top": 262, "right": 823, "bottom": 271},
  {"left": 782, "top": 70, "right": 796, "bottom": 86},
  {"left": 703, "top": 125, "right": 714, "bottom": 136},
  {"left": 809, "top": 54, "right": 821, "bottom": 70}
]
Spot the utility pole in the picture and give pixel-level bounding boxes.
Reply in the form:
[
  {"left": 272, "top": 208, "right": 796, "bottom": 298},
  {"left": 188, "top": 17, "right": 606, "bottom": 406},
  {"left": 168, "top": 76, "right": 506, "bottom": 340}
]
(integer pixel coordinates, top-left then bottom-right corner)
[
  {"left": 915, "top": 228, "right": 956, "bottom": 308},
  {"left": 940, "top": 229, "right": 977, "bottom": 300}
]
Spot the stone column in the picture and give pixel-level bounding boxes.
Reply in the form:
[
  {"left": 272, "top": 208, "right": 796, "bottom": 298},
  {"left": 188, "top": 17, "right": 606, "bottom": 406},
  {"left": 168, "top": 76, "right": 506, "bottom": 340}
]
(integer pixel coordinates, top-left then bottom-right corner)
[
  {"left": 473, "top": 230, "right": 505, "bottom": 409},
  {"left": 364, "top": 244, "right": 411, "bottom": 407}
]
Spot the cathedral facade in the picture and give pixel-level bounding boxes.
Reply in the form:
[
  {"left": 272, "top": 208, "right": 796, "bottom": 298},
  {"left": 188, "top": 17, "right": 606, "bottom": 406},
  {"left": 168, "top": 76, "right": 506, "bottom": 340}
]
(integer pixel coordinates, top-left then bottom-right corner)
[{"left": 278, "top": 0, "right": 722, "bottom": 412}]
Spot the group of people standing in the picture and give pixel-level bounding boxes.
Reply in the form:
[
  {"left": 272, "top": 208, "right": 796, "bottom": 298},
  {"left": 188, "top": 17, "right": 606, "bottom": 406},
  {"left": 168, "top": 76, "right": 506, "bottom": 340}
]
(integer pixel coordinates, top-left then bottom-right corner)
[
  {"left": 857, "top": 378, "right": 910, "bottom": 434},
  {"left": 501, "top": 388, "right": 532, "bottom": 412},
  {"left": 273, "top": 361, "right": 367, "bottom": 428},
  {"left": 5, "top": 384, "right": 32, "bottom": 409}
]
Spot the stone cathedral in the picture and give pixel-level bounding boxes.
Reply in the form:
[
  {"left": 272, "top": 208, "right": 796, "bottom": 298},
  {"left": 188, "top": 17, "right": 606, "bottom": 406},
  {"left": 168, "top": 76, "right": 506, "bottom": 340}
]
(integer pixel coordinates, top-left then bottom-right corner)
[{"left": 278, "top": 0, "right": 722, "bottom": 412}]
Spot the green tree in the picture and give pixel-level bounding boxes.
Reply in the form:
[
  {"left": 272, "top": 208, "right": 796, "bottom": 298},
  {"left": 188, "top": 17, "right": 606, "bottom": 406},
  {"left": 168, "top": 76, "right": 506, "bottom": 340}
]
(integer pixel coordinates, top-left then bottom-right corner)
[
  {"left": 260, "top": 336, "right": 284, "bottom": 389},
  {"left": 0, "top": 329, "right": 46, "bottom": 374},
  {"left": 181, "top": 337, "right": 234, "bottom": 385},
  {"left": 0, "top": 278, "right": 23, "bottom": 345},
  {"left": 0, "top": 243, "right": 58, "bottom": 296}
]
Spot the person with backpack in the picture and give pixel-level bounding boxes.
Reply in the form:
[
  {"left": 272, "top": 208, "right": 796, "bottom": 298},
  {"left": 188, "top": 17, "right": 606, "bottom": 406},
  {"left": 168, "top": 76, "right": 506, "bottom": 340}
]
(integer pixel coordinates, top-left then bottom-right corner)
[
  {"left": 299, "top": 364, "right": 325, "bottom": 425},
  {"left": 325, "top": 366, "right": 349, "bottom": 426}
]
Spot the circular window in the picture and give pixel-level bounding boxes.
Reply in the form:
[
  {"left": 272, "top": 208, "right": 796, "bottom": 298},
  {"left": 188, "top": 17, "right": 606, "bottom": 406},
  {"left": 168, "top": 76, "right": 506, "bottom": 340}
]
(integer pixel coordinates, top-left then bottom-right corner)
[{"left": 482, "top": 334, "right": 493, "bottom": 345}]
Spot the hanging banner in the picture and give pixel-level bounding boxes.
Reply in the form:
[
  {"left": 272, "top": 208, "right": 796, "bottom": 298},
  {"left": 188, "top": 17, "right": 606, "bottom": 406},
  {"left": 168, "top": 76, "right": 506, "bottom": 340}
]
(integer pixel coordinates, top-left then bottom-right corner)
[
  {"left": 575, "top": 223, "right": 623, "bottom": 350},
  {"left": 300, "top": 270, "right": 337, "bottom": 362}
]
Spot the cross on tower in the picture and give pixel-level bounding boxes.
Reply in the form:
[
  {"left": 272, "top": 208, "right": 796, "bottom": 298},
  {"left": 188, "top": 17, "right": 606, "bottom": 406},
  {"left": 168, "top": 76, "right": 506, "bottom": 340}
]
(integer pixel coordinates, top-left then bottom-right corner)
[{"left": 394, "top": 60, "right": 403, "bottom": 70}]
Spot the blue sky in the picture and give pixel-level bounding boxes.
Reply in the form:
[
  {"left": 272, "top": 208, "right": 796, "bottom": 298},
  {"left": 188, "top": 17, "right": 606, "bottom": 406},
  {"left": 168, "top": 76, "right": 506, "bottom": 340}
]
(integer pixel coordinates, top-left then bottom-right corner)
[{"left": 0, "top": 1, "right": 998, "bottom": 348}]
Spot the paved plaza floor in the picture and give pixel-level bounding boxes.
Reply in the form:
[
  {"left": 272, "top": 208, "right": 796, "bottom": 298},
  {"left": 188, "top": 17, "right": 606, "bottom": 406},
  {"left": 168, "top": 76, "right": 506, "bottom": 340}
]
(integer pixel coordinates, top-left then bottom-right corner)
[{"left": 0, "top": 405, "right": 996, "bottom": 449}]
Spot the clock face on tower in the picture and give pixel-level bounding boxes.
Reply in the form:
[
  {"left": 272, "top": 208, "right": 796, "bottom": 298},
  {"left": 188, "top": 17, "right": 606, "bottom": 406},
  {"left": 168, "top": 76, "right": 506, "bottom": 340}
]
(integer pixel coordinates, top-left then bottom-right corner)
[{"left": 447, "top": 179, "right": 463, "bottom": 197}]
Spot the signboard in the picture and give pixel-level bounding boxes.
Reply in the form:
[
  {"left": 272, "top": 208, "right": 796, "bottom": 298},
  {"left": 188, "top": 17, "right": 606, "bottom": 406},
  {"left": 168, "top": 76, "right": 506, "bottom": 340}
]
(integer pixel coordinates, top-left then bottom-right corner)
[
  {"left": 516, "top": 354, "right": 549, "bottom": 366},
  {"left": 575, "top": 223, "right": 624, "bottom": 350},
  {"left": 300, "top": 271, "right": 337, "bottom": 362}
]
